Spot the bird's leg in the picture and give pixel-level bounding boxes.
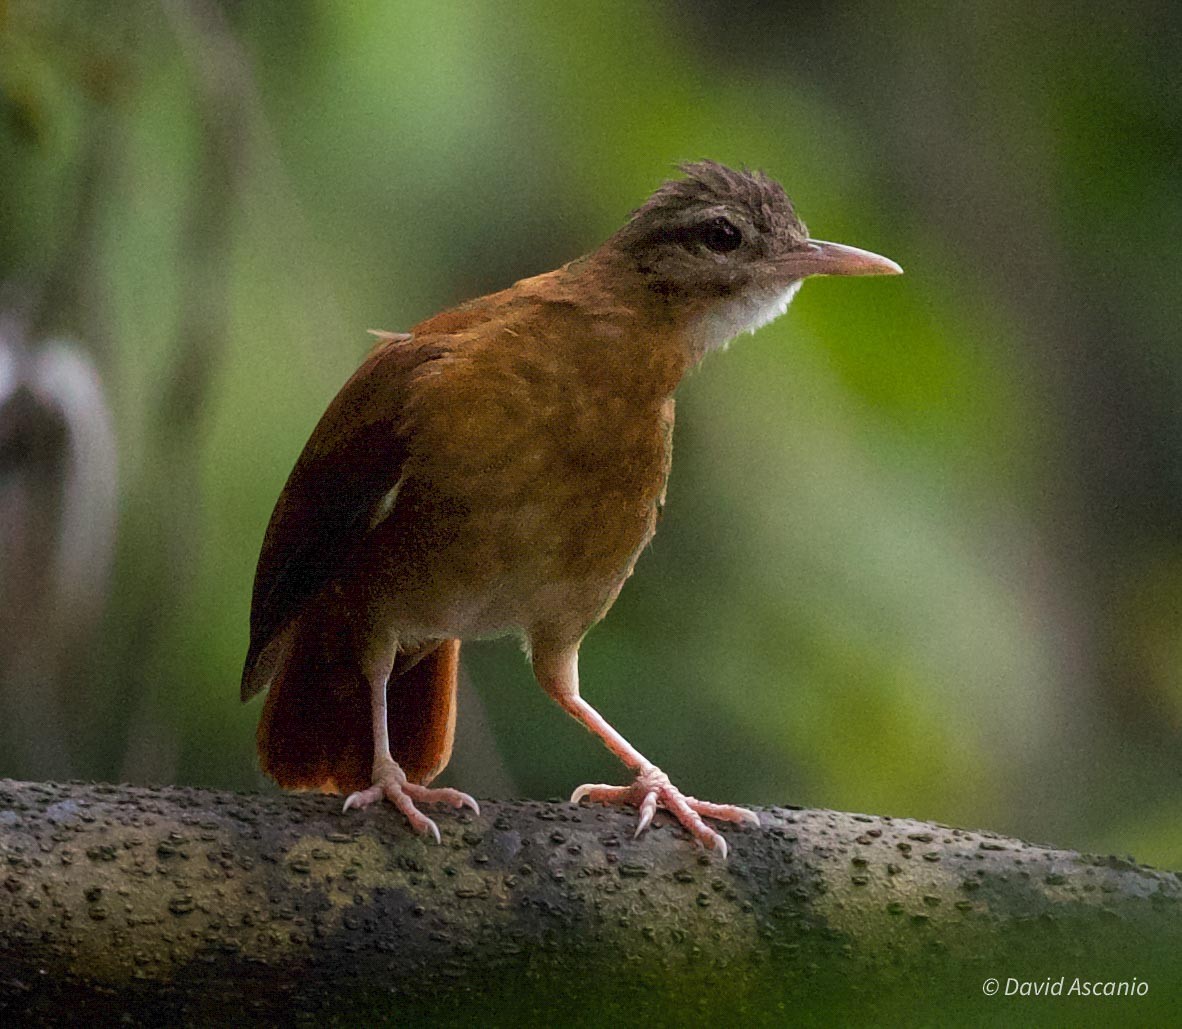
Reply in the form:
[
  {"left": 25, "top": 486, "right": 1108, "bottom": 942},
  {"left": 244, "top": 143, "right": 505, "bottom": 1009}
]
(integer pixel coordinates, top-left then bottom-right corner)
[
  {"left": 534, "top": 648, "right": 758, "bottom": 858},
  {"left": 342, "top": 655, "right": 478, "bottom": 843}
]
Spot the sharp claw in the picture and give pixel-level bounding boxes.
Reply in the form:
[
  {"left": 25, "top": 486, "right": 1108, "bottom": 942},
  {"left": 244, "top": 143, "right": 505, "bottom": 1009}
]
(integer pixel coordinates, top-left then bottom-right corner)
[
  {"left": 739, "top": 808, "right": 761, "bottom": 827},
  {"left": 713, "top": 835, "right": 728, "bottom": 860},
  {"left": 574, "top": 784, "right": 600, "bottom": 808},
  {"left": 342, "top": 793, "right": 360, "bottom": 813},
  {"left": 425, "top": 819, "right": 441, "bottom": 845},
  {"left": 462, "top": 794, "right": 480, "bottom": 815},
  {"left": 571, "top": 783, "right": 598, "bottom": 804},
  {"left": 634, "top": 793, "right": 657, "bottom": 837},
  {"left": 633, "top": 812, "right": 650, "bottom": 838}
]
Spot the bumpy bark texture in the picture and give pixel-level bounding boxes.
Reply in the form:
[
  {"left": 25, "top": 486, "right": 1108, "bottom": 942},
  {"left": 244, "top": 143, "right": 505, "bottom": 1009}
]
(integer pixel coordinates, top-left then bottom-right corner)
[{"left": 0, "top": 778, "right": 1178, "bottom": 1026}]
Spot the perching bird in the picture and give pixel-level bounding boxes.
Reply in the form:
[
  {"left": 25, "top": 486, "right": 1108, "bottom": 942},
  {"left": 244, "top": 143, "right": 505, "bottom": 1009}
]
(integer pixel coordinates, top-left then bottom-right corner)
[{"left": 241, "top": 161, "right": 901, "bottom": 857}]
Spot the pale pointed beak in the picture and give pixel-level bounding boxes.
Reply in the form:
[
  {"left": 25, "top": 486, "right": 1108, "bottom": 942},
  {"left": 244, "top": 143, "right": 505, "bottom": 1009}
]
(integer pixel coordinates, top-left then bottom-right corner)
[{"left": 780, "top": 239, "right": 903, "bottom": 278}]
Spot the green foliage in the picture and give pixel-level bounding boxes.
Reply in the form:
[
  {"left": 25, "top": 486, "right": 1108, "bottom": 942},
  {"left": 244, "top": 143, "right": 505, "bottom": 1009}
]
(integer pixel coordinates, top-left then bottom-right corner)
[{"left": 2, "top": 1, "right": 1179, "bottom": 875}]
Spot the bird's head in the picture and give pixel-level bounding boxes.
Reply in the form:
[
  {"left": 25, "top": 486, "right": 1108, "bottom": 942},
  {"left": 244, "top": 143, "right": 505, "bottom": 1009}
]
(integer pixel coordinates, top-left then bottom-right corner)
[{"left": 607, "top": 161, "right": 901, "bottom": 356}]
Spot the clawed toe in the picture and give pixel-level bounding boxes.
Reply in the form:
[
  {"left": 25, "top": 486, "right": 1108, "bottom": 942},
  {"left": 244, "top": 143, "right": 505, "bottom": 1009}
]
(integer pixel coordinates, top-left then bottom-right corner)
[
  {"left": 690, "top": 799, "right": 762, "bottom": 827},
  {"left": 569, "top": 782, "right": 619, "bottom": 805},
  {"left": 405, "top": 782, "right": 480, "bottom": 815},
  {"left": 342, "top": 763, "right": 477, "bottom": 843},
  {"left": 569, "top": 765, "right": 756, "bottom": 857},
  {"left": 342, "top": 785, "right": 383, "bottom": 813}
]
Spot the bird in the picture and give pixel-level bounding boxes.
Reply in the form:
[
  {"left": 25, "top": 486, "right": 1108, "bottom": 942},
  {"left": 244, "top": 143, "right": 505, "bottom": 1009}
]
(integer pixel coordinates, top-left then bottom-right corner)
[{"left": 241, "top": 161, "right": 901, "bottom": 857}]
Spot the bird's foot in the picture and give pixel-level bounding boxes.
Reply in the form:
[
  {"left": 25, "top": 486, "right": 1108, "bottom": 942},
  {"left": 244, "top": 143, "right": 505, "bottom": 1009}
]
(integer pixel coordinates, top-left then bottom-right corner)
[
  {"left": 571, "top": 764, "right": 758, "bottom": 858},
  {"left": 343, "top": 758, "right": 479, "bottom": 844}
]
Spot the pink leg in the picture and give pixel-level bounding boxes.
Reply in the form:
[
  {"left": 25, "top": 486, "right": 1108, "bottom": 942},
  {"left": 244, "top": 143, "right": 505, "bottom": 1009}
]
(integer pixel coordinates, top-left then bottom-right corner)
[
  {"left": 343, "top": 660, "right": 478, "bottom": 842},
  {"left": 534, "top": 648, "right": 758, "bottom": 858}
]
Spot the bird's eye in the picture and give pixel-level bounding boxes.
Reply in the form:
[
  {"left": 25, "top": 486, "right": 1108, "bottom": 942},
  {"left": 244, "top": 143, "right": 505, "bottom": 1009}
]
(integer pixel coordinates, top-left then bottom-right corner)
[{"left": 697, "top": 217, "right": 742, "bottom": 254}]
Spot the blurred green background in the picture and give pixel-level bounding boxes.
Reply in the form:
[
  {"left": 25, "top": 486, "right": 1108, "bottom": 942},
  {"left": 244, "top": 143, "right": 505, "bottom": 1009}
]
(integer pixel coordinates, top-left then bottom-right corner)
[{"left": 2, "top": 1, "right": 1180, "bottom": 868}]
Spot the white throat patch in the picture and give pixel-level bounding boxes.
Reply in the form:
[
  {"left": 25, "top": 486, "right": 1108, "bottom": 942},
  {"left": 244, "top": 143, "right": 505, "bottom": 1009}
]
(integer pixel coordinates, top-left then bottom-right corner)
[{"left": 692, "top": 281, "right": 802, "bottom": 354}]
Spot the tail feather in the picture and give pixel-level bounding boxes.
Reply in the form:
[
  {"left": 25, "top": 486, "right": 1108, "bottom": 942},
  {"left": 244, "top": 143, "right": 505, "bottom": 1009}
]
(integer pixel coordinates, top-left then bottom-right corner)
[
  {"left": 256, "top": 632, "right": 460, "bottom": 793},
  {"left": 388, "top": 638, "right": 459, "bottom": 785}
]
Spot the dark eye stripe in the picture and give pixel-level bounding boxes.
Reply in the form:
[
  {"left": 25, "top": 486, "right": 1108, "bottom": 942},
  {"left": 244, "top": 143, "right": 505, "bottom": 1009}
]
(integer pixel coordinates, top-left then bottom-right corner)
[{"left": 694, "top": 217, "right": 742, "bottom": 254}]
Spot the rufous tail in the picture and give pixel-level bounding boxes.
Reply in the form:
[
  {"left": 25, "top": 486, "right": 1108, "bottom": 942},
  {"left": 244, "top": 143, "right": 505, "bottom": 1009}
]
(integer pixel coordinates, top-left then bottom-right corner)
[{"left": 256, "top": 635, "right": 459, "bottom": 793}]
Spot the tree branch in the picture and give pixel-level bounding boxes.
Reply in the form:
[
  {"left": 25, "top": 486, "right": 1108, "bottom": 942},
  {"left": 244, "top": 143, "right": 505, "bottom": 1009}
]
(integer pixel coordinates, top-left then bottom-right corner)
[{"left": 0, "top": 779, "right": 1178, "bottom": 1025}]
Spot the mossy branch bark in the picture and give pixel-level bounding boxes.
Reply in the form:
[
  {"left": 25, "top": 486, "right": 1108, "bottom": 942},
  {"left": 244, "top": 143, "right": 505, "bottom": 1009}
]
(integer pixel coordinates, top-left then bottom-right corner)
[{"left": 0, "top": 779, "right": 1178, "bottom": 1026}]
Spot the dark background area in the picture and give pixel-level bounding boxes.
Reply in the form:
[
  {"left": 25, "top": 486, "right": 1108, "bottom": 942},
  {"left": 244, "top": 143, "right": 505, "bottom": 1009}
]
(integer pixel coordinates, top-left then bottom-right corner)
[{"left": 1, "top": 1, "right": 1180, "bottom": 867}]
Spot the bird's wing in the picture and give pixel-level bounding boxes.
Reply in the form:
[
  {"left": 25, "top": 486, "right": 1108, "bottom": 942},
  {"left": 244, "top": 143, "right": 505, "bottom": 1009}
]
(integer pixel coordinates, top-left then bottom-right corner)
[{"left": 240, "top": 334, "right": 446, "bottom": 700}]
